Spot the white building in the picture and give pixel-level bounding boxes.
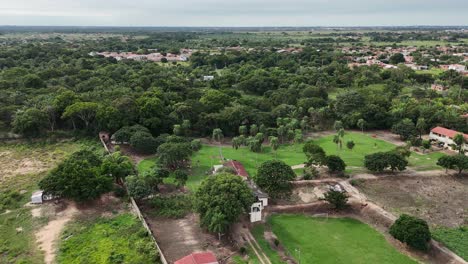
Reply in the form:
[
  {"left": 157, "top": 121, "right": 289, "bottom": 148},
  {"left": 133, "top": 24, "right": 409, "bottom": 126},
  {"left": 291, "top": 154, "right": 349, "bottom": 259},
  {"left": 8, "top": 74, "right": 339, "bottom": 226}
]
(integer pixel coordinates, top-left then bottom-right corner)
[
  {"left": 429, "top": 126, "right": 468, "bottom": 151},
  {"left": 448, "top": 64, "right": 467, "bottom": 73}
]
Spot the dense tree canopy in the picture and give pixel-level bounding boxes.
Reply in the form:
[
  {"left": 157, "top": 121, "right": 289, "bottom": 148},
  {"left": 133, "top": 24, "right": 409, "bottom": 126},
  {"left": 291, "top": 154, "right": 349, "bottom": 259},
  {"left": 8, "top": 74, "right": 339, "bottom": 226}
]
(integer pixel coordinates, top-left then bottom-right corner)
[{"left": 254, "top": 160, "right": 296, "bottom": 199}]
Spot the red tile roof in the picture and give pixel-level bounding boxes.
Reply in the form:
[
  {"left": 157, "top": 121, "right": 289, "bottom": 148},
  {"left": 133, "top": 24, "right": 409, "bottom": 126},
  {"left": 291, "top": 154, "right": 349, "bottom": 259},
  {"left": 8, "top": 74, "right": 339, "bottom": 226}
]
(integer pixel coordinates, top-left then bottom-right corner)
[
  {"left": 223, "top": 160, "right": 249, "bottom": 178},
  {"left": 174, "top": 252, "right": 218, "bottom": 264},
  {"left": 431, "top": 126, "right": 468, "bottom": 139}
]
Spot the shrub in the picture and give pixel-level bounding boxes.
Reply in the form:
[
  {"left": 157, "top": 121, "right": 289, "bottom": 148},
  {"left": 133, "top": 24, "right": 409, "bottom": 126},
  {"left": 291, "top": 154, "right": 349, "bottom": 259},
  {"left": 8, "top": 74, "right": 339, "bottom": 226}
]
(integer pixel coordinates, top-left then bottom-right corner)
[
  {"left": 239, "top": 246, "right": 247, "bottom": 255},
  {"left": 325, "top": 155, "right": 346, "bottom": 173},
  {"left": 130, "top": 131, "right": 158, "bottom": 154},
  {"left": 322, "top": 189, "right": 348, "bottom": 209},
  {"left": 390, "top": 214, "right": 431, "bottom": 251},
  {"left": 303, "top": 166, "right": 319, "bottom": 180},
  {"left": 148, "top": 195, "right": 192, "bottom": 218},
  {"left": 113, "top": 185, "right": 127, "bottom": 198},
  {"left": 364, "top": 151, "right": 408, "bottom": 172},
  {"left": 191, "top": 139, "right": 202, "bottom": 151},
  {"left": 254, "top": 160, "right": 296, "bottom": 199}
]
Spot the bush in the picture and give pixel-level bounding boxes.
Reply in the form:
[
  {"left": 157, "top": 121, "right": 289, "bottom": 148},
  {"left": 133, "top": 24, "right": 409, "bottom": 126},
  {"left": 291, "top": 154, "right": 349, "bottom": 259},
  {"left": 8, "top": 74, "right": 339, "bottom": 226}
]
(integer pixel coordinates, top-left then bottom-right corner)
[
  {"left": 130, "top": 131, "right": 158, "bottom": 154},
  {"left": 390, "top": 214, "right": 431, "bottom": 251},
  {"left": 190, "top": 139, "right": 202, "bottom": 151},
  {"left": 113, "top": 185, "right": 127, "bottom": 198},
  {"left": 322, "top": 189, "right": 348, "bottom": 209},
  {"left": 303, "top": 166, "right": 319, "bottom": 180},
  {"left": 325, "top": 155, "right": 346, "bottom": 173},
  {"left": 364, "top": 151, "right": 408, "bottom": 172},
  {"left": 148, "top": 195, "right": 192, "bottom": 218},
  {"left": 239, "top": 246, "right": 247, "bottom": 255}
]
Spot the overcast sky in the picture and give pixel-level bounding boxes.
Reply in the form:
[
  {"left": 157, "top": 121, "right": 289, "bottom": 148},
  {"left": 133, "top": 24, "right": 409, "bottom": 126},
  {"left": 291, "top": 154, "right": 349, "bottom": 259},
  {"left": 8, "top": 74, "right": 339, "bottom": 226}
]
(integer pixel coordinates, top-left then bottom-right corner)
[{"left": 1, "top": 0, "right": 467, "bottom": 27}]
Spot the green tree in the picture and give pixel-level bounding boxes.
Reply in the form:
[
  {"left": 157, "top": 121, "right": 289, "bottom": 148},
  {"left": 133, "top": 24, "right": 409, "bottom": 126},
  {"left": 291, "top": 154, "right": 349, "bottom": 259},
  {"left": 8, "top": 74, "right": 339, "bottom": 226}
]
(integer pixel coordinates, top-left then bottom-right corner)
[
  {"left": 437, "top": 154, "right": 468, "bottom": 175},
  {"left": 195, "top": 174, "right": 254, "bottom": 236},
  {"left": 389, "top": 53, "right": 405, "bottom": 65},
  {"left": 357, "top": 118, "right": 366, "bottom": 133},
  {"left": 239, "top": 125, "right": 248, "bottom": 136},
  {"left": 100, "top": 151, "right": 134, "bottom": 183},
  {"left": 422, "top": 140, "right": 431, "bottom": 153},
  {"left": 453, "top": 133, "right": 465, "bottom": 154},
  {"left": 390, "top": 214, "right": 431, "bottom": 251},
  {"left": 391, "top": 118, "right": 416, "bottom": 141},
  {"left": 39, "top": 150, "right": 112, "bottom": 202},
  {"left": 346, "top": 141, "right": 355, "bottom": 150},
  {"left": 62, "top": 102, "right": 100, "bottom": 129},
  {"left": 130, "top": 131, "right": 158, "bottom": 154},
  {"left": 126, "top": 175, "right": 152, "bottom": 201},
  {"left": 174, "top": 170, "right": 188, "bottom": 187},
  {"left": 364, "top": 152, "right": 408, "bottom": 173},
  {"left": 415, "top": 118, "right": 427, "bottom": 139},
  {"left": 173, "top": 124, "right": 182, "bottom": 136},
  {"left": 249, "top": 124, "right": 259, "bottom": 136},
  {"left": 269, "top": 136, "right": 280, "bottom": 158},
  {"left": 333, "top": 120, "right": 344, "bottom": 131},
  {"left": 12, "top": 108, "right": 48, "bottom": 137},
  {"left": 325, "top": 155, "right": 346, "bottom": 174},
  {"left": 322, "top": 189, "right": 349, "bottom": 209},
  {"left": 303, "top": 141, "right": 326, "bottom": 166},
  {"left": 157, "top": 142, "right": 192, "bottom": 171},
  {"left": 254, "top": 160, "right": 296, "bottom": 199},
  {"left": 212, "top": 128, "right": 224, "bottom": 160}
]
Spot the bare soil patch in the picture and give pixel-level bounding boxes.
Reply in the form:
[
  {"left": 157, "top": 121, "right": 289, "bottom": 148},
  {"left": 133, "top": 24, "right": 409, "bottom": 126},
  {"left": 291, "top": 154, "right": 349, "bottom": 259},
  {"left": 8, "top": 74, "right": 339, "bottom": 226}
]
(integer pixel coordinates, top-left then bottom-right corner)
[
  {"left": 356, "top": 175, "right": 468, "bottom": 227},
  {"left": 144, "top": 212, "right": 235, "bottom": 263}
]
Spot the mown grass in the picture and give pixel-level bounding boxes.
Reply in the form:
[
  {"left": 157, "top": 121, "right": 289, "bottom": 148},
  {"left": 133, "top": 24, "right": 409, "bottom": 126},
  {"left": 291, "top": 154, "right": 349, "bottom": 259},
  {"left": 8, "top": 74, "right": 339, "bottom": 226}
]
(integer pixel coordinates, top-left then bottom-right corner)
[
  {"left": 57, "top": 213, "right": 159, "bottom": 264},
  {"left": 432, "top": 226, "right": 468, "bottom": 261},
  {"left": 139, "top": 132, "right": 441, "bottom": 190},
  {"left": 268, "top": 214, "right": 417, "bottom": 264}
]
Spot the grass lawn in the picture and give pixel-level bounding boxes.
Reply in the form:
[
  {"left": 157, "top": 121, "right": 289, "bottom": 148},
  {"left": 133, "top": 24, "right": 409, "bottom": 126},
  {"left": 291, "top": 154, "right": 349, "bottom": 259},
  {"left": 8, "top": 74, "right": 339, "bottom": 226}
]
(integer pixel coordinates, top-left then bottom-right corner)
[
  {"left": 313, "top": 132, "right": 396, "bottom": 167},
  {"left": 251, "top": 225, "right": 283, "bottom": 264},
  {"left": 408, "top": 151, "right": 444, "bottom": 171},
  {"left": 268, "top": 215, "right": 417, "bottom": 264},
  {"left": 432, "top": 226, "right": 468, "bottom": 261},
  {"left": 57, "top": 213, "right": 158, "bottom": 264}
]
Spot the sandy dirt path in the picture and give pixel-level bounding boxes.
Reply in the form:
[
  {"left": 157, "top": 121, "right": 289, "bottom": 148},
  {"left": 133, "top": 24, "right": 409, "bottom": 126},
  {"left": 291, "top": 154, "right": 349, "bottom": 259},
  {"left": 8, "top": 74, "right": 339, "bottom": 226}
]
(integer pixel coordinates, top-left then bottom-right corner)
[{"left": 35, "top": 202, "right": 78, "bottom": 264}]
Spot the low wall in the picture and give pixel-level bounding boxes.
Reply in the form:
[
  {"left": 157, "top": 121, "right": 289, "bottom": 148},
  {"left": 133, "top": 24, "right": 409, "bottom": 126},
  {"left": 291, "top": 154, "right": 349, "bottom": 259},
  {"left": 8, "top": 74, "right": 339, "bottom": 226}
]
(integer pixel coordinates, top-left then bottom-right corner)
[{"left": 99, "top": 133, "right": 168, "bottom": 264}]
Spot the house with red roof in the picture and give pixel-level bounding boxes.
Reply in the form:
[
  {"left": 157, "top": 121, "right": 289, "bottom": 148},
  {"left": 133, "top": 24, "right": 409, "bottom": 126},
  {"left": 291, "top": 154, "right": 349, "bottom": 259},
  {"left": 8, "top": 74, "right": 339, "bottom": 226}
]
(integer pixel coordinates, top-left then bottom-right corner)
[
  {"left": 174, "top": 252, "right": 218, "bottom": 264},
  {"left": 429, "top": 126, "right": 468, "bottom": 151}
]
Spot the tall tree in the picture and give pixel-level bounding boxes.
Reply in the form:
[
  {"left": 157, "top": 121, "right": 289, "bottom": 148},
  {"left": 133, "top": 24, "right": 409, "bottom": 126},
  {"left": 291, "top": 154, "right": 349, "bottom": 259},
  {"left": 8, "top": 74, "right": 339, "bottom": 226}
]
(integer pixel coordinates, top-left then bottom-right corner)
[
  {"left": 269, "top": 136, "right": 280, "bottom": 158},
  {"left": 254, "top": 160, "right": 296, "bottom": 199},
  {"left": 212, "top": 128, "right": 224, "bottom": 160}
]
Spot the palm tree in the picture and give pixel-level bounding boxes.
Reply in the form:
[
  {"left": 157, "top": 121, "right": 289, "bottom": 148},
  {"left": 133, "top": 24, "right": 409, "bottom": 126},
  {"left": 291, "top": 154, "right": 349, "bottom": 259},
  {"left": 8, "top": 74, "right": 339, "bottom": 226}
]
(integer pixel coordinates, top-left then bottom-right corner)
[
  {"left": 357, "top": 119, "right": 366, "bottom": 133},
  {"left": 270, "top": 136, "right": 279, "bottom": 159},
  {"left": 212, "top": 128, "right": 224, "bottom": 160}
]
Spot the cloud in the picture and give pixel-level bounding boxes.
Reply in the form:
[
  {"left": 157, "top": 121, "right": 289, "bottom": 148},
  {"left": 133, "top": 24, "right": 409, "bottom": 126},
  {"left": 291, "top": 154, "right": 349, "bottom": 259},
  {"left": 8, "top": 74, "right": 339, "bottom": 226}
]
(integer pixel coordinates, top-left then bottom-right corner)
[{"left": 0, "top": 0, "right": 467, "bottom": 26}]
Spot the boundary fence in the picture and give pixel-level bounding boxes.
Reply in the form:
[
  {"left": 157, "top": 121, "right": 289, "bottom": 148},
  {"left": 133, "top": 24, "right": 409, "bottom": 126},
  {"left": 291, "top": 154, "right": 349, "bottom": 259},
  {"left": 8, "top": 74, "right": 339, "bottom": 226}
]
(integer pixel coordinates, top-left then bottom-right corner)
[{"left": 99, "top": 132, "right": 168, "bottom": 264}]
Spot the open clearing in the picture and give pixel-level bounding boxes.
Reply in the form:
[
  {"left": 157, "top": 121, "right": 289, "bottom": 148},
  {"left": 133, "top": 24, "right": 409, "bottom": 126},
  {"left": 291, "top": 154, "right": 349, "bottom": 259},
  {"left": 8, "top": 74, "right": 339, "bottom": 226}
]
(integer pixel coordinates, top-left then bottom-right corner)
[
  {"left": 265, "top": 214, "right": 417, "bottom": 264},
  {"left": 356, "top": 175, "right": 468, "bottom": 227},
  {"left": 138, "top": 131, "right": 444, "bottom": 191},
  {"left": 0, "top": 140, "right": 88, "bottom": 264},
  {"left": 57, "top": 213, "right": 157, "bottom": 264}
]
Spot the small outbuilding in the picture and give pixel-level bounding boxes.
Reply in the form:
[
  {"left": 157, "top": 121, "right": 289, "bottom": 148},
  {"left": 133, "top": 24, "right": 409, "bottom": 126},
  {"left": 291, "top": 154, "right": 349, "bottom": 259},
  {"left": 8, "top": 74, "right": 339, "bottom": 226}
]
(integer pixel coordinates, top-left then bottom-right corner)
[{"left": 31, "top": 191, "right": 43, "bottom": 204}]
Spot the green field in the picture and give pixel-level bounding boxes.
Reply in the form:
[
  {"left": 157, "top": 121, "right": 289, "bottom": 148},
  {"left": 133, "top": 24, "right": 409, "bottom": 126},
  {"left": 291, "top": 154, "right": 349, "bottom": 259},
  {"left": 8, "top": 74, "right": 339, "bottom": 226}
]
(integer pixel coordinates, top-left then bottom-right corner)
[
  {"left": 314, "top": 132, "right": 396, "bottom": 167},
  {"left": 268, "top": 215, "right": 417, "bottom": 264},
  {"left": 57, "top": 214, "right": 158, "bottom": 264},
  {"left": 138, "top": 131, "right": 441, "bottom": 190},
  {"left": 432, "top": 226, "right": 468, "bottom": 261}
]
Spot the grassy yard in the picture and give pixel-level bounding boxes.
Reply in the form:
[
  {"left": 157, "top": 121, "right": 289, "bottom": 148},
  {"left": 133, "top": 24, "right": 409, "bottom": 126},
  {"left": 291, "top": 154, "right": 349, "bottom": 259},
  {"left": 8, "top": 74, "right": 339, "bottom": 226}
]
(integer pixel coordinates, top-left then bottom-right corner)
[
  {"left": 313, "top": 132, "right": 396, "bottom": 167},
  {"left": 251, "top": 225, "right": 283, "bottom": 264},
  {"left": 268, "top": 215, "right": 417, "bottom": 264},
  {"left": 57, "top": 213, "right": 158, "bottom": 264},
  {"left": 138, "top": 131, "right": 442, "bottom": 190},
  {"left": 432, "top": 226, "right": 468, "bottom": 261}
]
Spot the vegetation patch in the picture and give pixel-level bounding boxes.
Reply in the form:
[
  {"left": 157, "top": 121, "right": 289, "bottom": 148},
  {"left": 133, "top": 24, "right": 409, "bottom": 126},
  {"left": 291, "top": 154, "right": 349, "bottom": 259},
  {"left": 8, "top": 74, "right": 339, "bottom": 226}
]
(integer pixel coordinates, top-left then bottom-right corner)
[
  {"left": 432, "top": 226, "right": 468, "bottom": 261},
  {"left": 268, "top": 214, "right": 417, "bottom": 264},
  {"left": 57, "top": 213, "right": 159, "bottom": 264},
  {"left": 146, "top": 195, "right": 192, "bottom": 218}
]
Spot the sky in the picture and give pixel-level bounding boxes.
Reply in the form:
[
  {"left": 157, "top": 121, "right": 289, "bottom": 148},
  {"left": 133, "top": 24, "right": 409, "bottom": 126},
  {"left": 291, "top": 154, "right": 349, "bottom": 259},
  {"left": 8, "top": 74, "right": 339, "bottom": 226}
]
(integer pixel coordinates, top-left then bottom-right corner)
[{"left": 1, "top": 0, "right": 467, "bottom": 27}]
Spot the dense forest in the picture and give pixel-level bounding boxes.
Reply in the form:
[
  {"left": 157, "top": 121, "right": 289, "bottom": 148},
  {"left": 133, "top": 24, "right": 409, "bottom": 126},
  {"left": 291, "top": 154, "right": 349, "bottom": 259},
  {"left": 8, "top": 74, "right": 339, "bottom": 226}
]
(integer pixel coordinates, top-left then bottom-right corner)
[{"left": 1, "top": 29, "right": 467, "bottom": 147}]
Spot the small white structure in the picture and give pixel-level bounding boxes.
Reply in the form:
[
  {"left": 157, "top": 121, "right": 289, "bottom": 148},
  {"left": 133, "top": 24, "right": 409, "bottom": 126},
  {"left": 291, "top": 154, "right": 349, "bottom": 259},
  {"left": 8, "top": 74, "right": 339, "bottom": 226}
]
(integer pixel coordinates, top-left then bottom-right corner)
[
  {"left": 203, "top": 76, "right": 215, "bottom": 81},
  {"left": 448, "top": 64, "right": 467, "bottom": 73},
  {"left": 31, "top": 191, "right": 43, "bottom": 204},
  {"left": 212, "top": 164, "right": 224, "bottom": 174}
]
